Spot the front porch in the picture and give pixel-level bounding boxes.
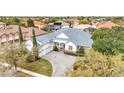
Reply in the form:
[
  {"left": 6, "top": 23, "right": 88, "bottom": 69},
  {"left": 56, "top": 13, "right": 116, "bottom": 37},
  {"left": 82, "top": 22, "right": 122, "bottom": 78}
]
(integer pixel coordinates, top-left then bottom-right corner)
[{"left": 53, "top": 39, "right": 68, "bottom": 50}]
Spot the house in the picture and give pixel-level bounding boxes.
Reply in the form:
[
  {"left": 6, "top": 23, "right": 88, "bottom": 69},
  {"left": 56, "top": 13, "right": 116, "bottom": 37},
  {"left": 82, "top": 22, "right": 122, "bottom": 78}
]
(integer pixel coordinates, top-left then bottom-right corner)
[
  {"left": 72, "top": 18, "right": 80, "bottom": 26},
  {"left": 93, "top": 21, "right": 119, "bottom": 29},
  {"left": 0, "top": 25, "right": 27, "bottom": 44},
  {"left": 0, "top": 24, "right": 46, "bottom": 45},
  {"left": 0, "top": 22, "right": 6, "bottom": 30},
  {"left": 73, "top": 24, "right": 96, "bottom": 32},
  {"left": 26, "top": 28, "right": 93, "bottom": 57},
  {"left": 46, "top": 20, "right": 69, "bottom": 31},
  {"left": 33, "top": 20, "right": 47, "bottom": 30}
]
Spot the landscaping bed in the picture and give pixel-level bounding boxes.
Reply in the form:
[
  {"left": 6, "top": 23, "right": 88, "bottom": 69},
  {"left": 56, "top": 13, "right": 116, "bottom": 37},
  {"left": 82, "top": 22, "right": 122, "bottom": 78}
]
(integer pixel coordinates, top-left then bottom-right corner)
[{"left": 64, "top": 51, "right": 84, "bottom": 56}]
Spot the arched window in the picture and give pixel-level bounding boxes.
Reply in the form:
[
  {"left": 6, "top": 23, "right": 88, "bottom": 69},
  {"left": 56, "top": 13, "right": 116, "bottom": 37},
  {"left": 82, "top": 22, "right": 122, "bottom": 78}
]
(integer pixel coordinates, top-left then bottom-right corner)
[
  {"left": 8, "top": 34, "right": 13, "bottom": 40},
  {"left": 15, "top": 33, "right": 19, "bottom": 39},
  {"left": 1, "top": 34, "right": 7, "bottom": 42}
]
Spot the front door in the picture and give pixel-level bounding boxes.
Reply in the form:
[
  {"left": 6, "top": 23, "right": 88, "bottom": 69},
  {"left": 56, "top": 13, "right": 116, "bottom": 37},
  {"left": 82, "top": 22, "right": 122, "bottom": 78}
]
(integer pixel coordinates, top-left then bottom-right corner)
[{"left": 60, "top": 43, "right": 65, "bottom": 49}]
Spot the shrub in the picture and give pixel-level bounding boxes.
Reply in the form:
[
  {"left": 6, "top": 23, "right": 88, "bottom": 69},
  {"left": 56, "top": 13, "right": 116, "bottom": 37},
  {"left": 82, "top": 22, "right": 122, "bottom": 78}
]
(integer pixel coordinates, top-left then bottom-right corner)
[
  {"left": 77, "top": 46, "right": 85, "bottom": 56},
  {"left": 26, "top": 54, "right": 35, "bottom": 63},
  {"left": 66, "top": 50, "right": 124, "bottom": 77}
]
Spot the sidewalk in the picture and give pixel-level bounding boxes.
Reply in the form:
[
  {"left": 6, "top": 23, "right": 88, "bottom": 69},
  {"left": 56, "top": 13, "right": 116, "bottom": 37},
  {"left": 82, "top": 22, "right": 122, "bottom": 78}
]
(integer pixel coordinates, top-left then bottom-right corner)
[{"left": 0, "top": 62, "right": 48, "bottom": 77}]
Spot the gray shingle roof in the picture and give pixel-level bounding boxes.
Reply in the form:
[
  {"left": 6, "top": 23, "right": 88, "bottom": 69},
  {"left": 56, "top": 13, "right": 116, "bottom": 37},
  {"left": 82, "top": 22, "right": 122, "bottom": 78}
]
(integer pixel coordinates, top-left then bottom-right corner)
[{"left": 36, "top": 28, "right": 93, "bottom": 47}]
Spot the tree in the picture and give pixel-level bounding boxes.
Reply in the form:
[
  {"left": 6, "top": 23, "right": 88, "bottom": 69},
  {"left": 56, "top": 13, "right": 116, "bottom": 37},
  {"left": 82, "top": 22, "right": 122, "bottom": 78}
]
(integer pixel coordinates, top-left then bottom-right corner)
[
  {"left": 0, "top": 44, "right": 34, "bottom": 70},
  {"left": 47, "top": 17, "right": 62, "bottom": 23},
  {"left": 14, "top": 18, "right": 20, "bottom": 25},
  {"left": 66, "top": 50, "right": 124, "bottom": 77},
  {"left": 0, "top": 44, "right": 18, "bottom": 70},
  {"left": 92, "top": 27, "right": 124, "bottom": 55},
  {"left": 79, "top": 18, "right": 91, "bottom": 24},
  {"left": 77, "top": 46, "right": 85, "bottom": 56},
  {"left": 27, "top": 18, "right": 34, "bottom": 27},
  {"left": 32, "top": 29, "right": 39, "bottom": 60},
  {"left": 18, "top": 25, "right": 24, "bottom": 45}
]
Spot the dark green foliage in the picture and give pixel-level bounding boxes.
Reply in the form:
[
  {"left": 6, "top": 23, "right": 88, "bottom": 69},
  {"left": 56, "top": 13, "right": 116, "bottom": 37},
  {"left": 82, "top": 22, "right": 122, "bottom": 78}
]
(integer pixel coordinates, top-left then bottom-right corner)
[
  {"left": 77, "top": 46, "right": 85, "bottom": 56},
  {"left": 19, "top": 25, "right": 24, "bottom": 45},
  {"left": 0, "top": 17, "right": 22, "bottom": 25},
  {"left": 27, "top": 18, "right": 34, "bottom": 27},
  {"left": 92, "top": 27, "right": 124, "bottom": 55},
  {"left": 32, "top": 29, "right": 37, "bottom": 47},
  {"left": 53, "top": 46, "right": 59, "bottom": 51},
  {"left": 32, "top": 29, "right": 39, "bottom": 60},
  {"left": 121, "top": 54, "right": 124, "bottom": 61},
  {"left": 47, "top": 17, "right": 62, "bottom": 23},
  {"left": 69, "top": 22, "right": 72, "bottom": 28}
]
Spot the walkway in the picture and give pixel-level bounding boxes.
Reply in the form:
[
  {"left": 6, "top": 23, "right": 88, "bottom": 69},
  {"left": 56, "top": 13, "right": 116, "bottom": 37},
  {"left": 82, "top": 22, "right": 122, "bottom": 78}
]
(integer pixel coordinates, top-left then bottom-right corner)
[{"left": 0, "top": 62, "right": 48, "bottom": 77}]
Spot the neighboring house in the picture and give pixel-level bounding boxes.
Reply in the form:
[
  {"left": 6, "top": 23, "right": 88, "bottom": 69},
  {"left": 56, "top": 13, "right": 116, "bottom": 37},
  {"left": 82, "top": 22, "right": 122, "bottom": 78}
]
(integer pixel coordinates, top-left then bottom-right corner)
[
  {"left": 0, "top": 22, "right": 6, "bottom": 30},
  {"left": 26, "top": 28, "right": 93, "bottom": 57},
  {"left": 73, "top": 24, "right": 96, "bottom": 32},
  {"left": 93, "top": 21, "right": 119, "bottom": 29},
  {"left": 0, "top": 25, "right": 46, "bottom": 45},
  {"left": 72, "top": 18, "right": 80, "bottom": 26},
  {"left": 33, "top": 21, "right": 46, "bottom": 30},
  {"left": 46, "top": 20, "right": 69, "bottom": 31}
]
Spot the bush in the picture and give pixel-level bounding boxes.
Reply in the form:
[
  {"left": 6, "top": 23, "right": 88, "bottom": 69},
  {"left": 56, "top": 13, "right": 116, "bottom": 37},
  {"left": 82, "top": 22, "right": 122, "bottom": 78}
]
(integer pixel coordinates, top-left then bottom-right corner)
[
  {"left": 53, "top": 46, "right": 59, "bottom": 51},
  {"left": 77, "top": 46, "right": 85, "bottom": 56},
  {"left": 26, "top": 54, "right": 35, "bottom": 63},
  {"left": 121, "top": 54, "right": 124, "bottom": 61},
  {"left": 66, "top": 50, "right": 124, "bottom": 77}
]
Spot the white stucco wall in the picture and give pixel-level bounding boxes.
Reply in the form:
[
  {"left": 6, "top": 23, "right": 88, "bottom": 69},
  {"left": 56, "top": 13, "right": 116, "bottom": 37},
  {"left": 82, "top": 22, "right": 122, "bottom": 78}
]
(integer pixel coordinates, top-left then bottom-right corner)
[
  {"left": 65, "top": 42, "right": 77, "bottom": 52},
  {"left": 39, "top": 42, "right": 53, "bottom": 57},
  {"left": 62, "top": 25, "right": 69, "bottom": 28},
  {"left": 25, "top": 40, "right": 53, "bottom": 57}
]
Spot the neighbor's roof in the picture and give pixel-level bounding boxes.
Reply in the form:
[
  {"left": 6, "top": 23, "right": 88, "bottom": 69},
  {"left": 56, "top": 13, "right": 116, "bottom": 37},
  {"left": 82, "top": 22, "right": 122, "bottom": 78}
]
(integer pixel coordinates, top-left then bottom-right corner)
[
  {"left": 0, "top": 25, "right": 28, "bottom": 36},
  {"left": 0, "top": 25, "right": 46, "bottom": 38},
  {"left": 96, "top": 21, "right": 119, "bottom": 29},
  {"left": 36, "top": 28, "right": 93, "bottom": 47},
  {"left": 73, "top": 24, "right": 95, "bottom": 29},
  {"left": 25, "top": 27, "right": 46, "bottom": 37}
]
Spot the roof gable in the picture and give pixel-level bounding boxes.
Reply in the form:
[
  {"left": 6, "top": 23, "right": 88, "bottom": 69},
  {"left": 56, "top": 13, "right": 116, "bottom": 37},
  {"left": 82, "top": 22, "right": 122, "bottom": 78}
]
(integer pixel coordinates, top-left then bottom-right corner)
[{"left": 56, "top": 33, "right": 69, "bottom": 39}]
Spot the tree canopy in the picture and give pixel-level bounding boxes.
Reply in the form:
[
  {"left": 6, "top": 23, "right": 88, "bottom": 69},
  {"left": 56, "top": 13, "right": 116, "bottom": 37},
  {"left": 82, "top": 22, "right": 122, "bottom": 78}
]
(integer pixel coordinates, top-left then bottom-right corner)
[
  {"left": 66, "top": 50, "right": 124, "bottom": 77},
  {"left": 19, "top": 25, "right": 24, "bottom": 45},
  {"left": 0, "top": 17, "right": 22, "bottom": 25},
  {"left": 27, "top": 18, "right": 34, "bottom": 27},
  {"left": 46, "top": 17, "right": 62, "bottom": 23},
  {"left": 32, "top": 29, "right": 39, "bottom": 60},
  {"left": 92, "top": 27, "right": 124, "bottom": 55}
]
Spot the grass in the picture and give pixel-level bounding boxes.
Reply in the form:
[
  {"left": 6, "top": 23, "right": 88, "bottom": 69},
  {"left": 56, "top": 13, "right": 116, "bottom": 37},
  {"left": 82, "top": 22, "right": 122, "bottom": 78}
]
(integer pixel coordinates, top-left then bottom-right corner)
[
  {"left": 17, "top": 58, "right": 52, "bottom": 77},
  {"left": 16, "top": 71, "right": 32, "bottom": 77}
]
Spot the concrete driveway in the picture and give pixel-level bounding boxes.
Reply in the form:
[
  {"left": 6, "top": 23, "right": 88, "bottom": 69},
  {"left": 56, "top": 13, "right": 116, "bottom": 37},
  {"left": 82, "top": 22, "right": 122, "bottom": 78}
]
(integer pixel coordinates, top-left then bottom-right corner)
[{"left": 43, "top": 51, "right": 76, "bottom": 77}]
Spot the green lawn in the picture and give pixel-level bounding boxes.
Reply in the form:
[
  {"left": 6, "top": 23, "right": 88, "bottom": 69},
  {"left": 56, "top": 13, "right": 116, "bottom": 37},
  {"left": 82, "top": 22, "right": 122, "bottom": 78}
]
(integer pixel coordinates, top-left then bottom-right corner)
[{"left": 17, "top": 58, "right": 52, "bottom": 77}]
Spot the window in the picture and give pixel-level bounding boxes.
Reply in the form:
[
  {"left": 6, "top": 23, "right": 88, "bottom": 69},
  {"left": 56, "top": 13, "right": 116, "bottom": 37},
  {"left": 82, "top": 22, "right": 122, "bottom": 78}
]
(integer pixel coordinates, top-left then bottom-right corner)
[{"left": 68, "top": 45, "right": 73, "bottom": 50}]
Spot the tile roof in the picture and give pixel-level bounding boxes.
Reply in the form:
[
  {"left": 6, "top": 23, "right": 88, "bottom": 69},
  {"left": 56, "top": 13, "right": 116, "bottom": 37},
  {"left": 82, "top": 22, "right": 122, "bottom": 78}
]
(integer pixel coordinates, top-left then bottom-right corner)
[
  {"left": 96, "top": 21, "right": 119, "bottom": 29},
  {"left": 0, "top": 25, "right": 46, "bottom": 38},
  {"left": 0, "top": 25, "right": 28, "bottom": 36},
  {"left": 25, "top": 27, "right": 46, "bottom": 37}
]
